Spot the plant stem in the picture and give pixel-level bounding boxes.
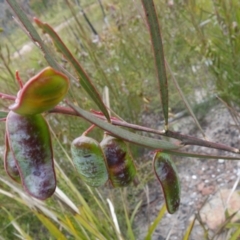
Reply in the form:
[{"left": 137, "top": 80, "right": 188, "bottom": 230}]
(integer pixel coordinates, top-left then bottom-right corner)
[
  {"left": 0, "top": 93, "right": 16, "bottom": 101},
  {"left": 82, "top": 124, "right": 95, "bottom": 136},
  {"left": 50, "top": 106, "right": 239, "bottom": 154},
  {"left": 1, "top": 93, "right": 238, "bottom": 154}
]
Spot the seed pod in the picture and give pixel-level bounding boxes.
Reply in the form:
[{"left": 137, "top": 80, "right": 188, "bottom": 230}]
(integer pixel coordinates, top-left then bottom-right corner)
[
  {"left": 4, "top": 134, "right": 21, "bottom": 183},
  {"left": 9, "top": 67, "right": 69, "bottom": 116},
  {"left": 6, "top": 111, "right": 56, "bottom": 200},
  {"left": 100, "top": 135, "right": 136, "bottom": 187},
  {"left": 153, "top": 152, "right": 180, "bottom": 214},
  {"left": 71, "top": 136, "right": 108, "bottom": 187}
]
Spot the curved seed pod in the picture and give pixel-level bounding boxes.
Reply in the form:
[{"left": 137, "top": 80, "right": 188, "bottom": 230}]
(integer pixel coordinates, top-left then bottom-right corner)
[
  {"left": 100, "top": 135, "right": 136, "bottom": 187},
  {"left": 71, "top": 136, "right": 108, "bottom": 187},
  {"left": 153, "top": 152, "right": 180, "bottom": 214},
  {"left": 4, "top": 133, "right": 21, "bottom": 183},
  {"left": 6, "top": 111, "right": 56, "bottom": 200},
  {"left": 9, "top": 67, "right": 69, "bottom": 115}
]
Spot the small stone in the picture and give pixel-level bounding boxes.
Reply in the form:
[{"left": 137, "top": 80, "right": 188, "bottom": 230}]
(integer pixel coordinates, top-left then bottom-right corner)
[
  {"left": 192, "top": 175, "right": 197, "bottom": 179},
  {"left": 218, "top": 159, "right": 225, "bottom": 163},
  {"left": 197, "top": 182, "right": 204, "bottom": 192},
  {"left": 201, "top": 186, "right": 215, "bottom": 196},
  {"left": 200, "top": 189, "right": 240, "bottom": 230}
]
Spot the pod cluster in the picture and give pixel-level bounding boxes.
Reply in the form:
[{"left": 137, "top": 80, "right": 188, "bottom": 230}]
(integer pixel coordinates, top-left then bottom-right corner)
[
  {"left": 4, "top": 67, "right": 69, "bottom": 200},
  {"left": 71, "top": 134, "right": 181, "bottom": 214},
  {"left": 71, "top": 134, "right": 137, "bottom": 188},
  {"left": 3, "top": 67, "right": 181, "bottom": 214}
]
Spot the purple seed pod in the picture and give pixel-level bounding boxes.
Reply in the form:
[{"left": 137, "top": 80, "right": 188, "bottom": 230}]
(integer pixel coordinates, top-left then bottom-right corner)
[
  {"left": 153, "top": 152, "right": 180, "bottom": 214},
  {"left": 6, "top": 111, "right": 56, "bottom": 200},
  {"left": 100, "top": 135, "right": 136, "bottom": 187},
  {"left": 4, "top": 133, "right": 21, "bottom": 183}
]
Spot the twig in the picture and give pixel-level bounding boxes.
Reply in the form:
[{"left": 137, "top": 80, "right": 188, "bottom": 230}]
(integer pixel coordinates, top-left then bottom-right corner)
[
  {"left": 1, "top": 93, "right": 238, "bottom": 154},
  {"left": 49, "top": 105, "right": 240, "bottom": 154}
]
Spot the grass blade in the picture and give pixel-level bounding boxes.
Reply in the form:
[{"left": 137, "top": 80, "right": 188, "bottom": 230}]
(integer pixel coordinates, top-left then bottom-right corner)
[
  {"left": 130, "top": 200, "right": 142, "bottom": 224},
  {"left": 229, "top": 224, "right": 240, "bottom": 240},
  {"left": 145, "top": 203, "right": 167, "bottom": 240},
  {"left": 73, "top": 214, "right": 106, "bottom": 240},
  {"left": 34, "top": 212, "right": 67, "bottom": 240},
  {"left": 34, "top": 18, "right": 110, "bottom": 122},
  {"left": 183, "top": 216, "right": 196, "bottom": 240},
  {"left": 121, "top": 190, "right": 135, "bottom": 240},
  {"left": 166, "top": 60, "right": 206, "bottom": 138},
  {"left": 3, "top": 208, "right": 32, "bottom": 240},
  {"left": 141, "top": 0, "right": 168, "bottom": 128},
  {"left": 107, "top": 198, "right": 123, "bottom": 240},
  {"left": 6, "top": 0, "right": 59, "bottom": 69}
]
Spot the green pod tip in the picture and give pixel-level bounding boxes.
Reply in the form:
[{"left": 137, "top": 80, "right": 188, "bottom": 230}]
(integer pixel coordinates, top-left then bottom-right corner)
[
  {"left": 71, "top": 136, "right": 108, "bottom": 187},
  {"left": 9, "top": 67, "right": 69, "bottom": 116},
  {"left": 100, "top": 135, "right": 136, "bottom": 188}
]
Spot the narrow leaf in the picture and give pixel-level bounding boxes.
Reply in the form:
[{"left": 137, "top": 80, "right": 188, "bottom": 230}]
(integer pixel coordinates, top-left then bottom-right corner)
[
  {"left": 153, "top": 152, "right": 180, "bottom": 214},
  {"left": 34, "top": 18, "right": 110, "bottom": 122},
  {"left": 10, "top": 67, "right": 69, "bottom": 115},
  {"left": 68, "top": 102, "right": 180, "bottom": 150},
  {"left": 141, "top": 0, "right": 168, "bottom": 128},
  {"left": 163, "top": 149, "right": 240, "bottom": 160}
]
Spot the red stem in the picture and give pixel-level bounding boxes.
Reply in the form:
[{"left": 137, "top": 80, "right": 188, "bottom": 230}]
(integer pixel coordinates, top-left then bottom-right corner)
[
  {"left": 0, "top": 93, "right": 16, "bottom": 101},
  {"left": 0, "top": 94, "right": 238, "bottom": 154},
  {"left": 49, "top": 106, "right": 239, "bottom": 154},
  {"left": 82, "top": 124, "right": 96, "bottom": 136},
  {"left": 15, "top": 70, "right": 23, "bottom": 89}
]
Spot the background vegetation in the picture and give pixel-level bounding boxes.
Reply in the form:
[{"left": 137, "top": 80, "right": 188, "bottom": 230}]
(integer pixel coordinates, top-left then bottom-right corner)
[{"left": 0, "top": 0, "right": 240, "bottom": 239}]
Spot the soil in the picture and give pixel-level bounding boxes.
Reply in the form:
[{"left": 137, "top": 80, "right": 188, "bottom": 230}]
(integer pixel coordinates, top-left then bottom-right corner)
[{"left": 135, "top": 104, "right": 240, "bottom": 240}]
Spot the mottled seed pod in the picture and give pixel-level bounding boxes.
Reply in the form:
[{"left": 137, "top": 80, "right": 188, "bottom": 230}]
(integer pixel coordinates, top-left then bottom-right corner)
[
  {"left": 153, "top": 152, "right": 180, "bottom": 214},
  {"left": 100, "top": 135, "right": 136, "bottom": 187},
  {"left": 71, "top": 136, "right": 108, "bottom": 187},
  {"left": 6, "top": 111, "right": 56, "bottom": 200},
  {"left": 4, "top": 134, "right": 21, "bottom": 183}
]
